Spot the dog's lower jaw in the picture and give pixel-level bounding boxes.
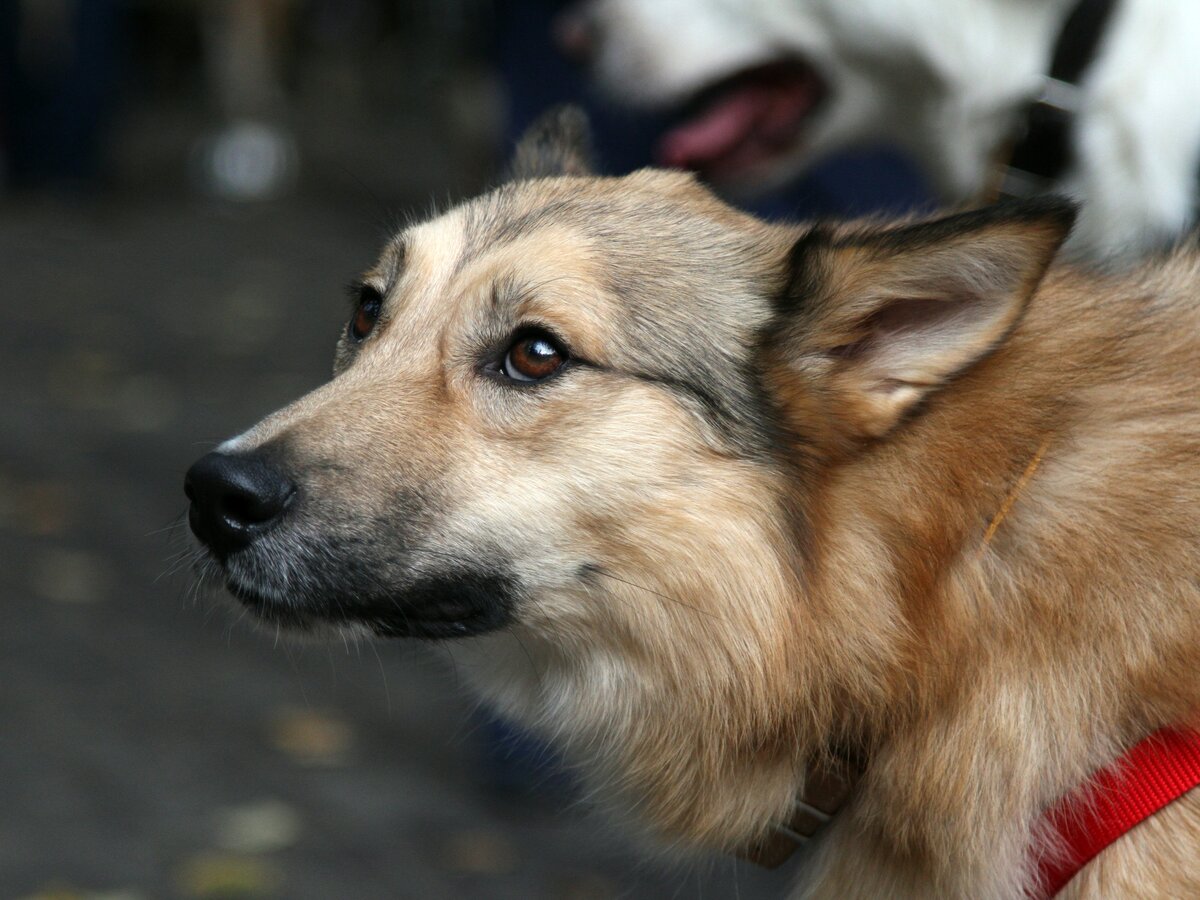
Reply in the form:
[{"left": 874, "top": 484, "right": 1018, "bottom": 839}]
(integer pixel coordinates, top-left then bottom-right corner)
[{"left": 216, "top": 544, "right": 519, "bottom": 640}]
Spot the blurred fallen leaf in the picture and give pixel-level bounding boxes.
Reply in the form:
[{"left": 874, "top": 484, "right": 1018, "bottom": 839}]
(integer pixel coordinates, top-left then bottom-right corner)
[
  {"left": 46, "top": 350, "right": 122, "bottom": 412},
  {"left": 443, "top": 828, "right": 519, "bottom": 875},
  {"left": 213, "top": 799, "right": 302, "bottom": 854},
  {"left": 17, "top": 888, "right": 145, "bottom": 900},
  {"left": 177, "top": 853, "right": 281, "bottom": 898},
  {"left": 555, "top": 874, "right": 619, "bottom": 900},
  {"left": 30, "top": 547, "right": 112, "bottom": 604},
  {"left": 15, "top": 886, "right": 82, "bottom": 900},
  {"left": 214, "top": 279, "right": 285, "bottom": 354},
  {"left": 45, "top": 348, "right": 180, "bottom": 432},
  {"left": 115, "top": 373, "right": 181, "bottom": 433},
  {"left": 268, "top": 707, "right": 353, "bottom": 766},
  {"left": 16, "top": 479, "right": 73, "bottom": 537},
  {"left": 0, "top": 470, "right": 15, "bottom": 531}
]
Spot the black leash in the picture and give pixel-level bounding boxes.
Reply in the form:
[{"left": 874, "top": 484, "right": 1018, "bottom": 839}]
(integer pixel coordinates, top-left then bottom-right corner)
[{"left": 1001, "top": 0, "right": 1121, "bottom": 193}]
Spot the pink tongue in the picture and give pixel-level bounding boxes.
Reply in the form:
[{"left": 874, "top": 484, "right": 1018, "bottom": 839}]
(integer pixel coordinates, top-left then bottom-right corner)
[
  {"left": 657, "top": 77, "right": 816, "bottom": 174},
  {"left": 658, "top": 88, "right": 768, "bottom": 169}
]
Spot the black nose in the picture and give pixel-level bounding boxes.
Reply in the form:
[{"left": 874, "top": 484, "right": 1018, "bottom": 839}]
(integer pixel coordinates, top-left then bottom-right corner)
[{"left": 184, "top": 451, "right": 296, "bottom": 558}]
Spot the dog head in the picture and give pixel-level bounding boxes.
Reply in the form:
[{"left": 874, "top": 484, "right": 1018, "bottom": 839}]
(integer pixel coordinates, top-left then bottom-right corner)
[
  {"left": 559, "top": 0, "right": 1072, "bottom": 199},
  {"left": 186, "top": 108, "right": 790, "bottom": 643},
  {"left": 185, "top": 108, "right": 1074, "bottom": 850}
]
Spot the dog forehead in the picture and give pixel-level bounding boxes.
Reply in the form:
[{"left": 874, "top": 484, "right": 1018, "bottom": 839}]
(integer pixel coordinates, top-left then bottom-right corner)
[
  {"left": 451, "top": 172, "right": 770, "bottom": 287},
  {"left": 472, "top": 167, "right": 740, "bottom": 234},
  {"left": 391, "top": 172, "right": 760, "bottom": 318}
]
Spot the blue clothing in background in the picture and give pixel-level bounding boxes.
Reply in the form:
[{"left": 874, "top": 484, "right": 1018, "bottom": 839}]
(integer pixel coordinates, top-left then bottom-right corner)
[{"left": 0, "top": 0, "right": 123, "bottom": 188}]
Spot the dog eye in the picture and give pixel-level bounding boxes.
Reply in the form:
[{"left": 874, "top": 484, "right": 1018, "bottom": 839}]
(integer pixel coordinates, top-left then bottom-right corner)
[
  {"left": 502, "top": 329, "right": 567, "bottom": 382},
  {"left": 349, "top": 286, "right": 383, "bottom": 342}
]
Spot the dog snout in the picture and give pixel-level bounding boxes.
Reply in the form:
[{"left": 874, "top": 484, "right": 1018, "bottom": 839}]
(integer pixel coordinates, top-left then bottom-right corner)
[{"left": 185, "top": 451, "right": 296, "bottom": 558}]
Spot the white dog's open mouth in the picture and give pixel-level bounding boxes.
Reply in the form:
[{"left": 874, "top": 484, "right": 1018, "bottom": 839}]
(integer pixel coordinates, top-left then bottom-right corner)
[{"left": 656, "top": 60, "right": 827, "bottom": 179}]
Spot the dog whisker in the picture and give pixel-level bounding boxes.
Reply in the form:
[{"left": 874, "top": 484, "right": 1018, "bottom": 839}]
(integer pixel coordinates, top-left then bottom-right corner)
[
  {"left": 145, "top": 516, "right": 190, "bottom": 538},
  {"left": 576, "top": 564, "right": 723, "bottom": 622},
  {"left": 368, "top": 640, "right": 393, "bottom": 717},
  {"left": 506, "top": 625, "right": 546, "bottom": 696}
]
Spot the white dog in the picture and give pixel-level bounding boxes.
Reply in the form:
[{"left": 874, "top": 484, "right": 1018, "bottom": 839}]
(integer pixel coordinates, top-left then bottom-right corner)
[{"left": 560, "top": 0, "right": 1200, "bottom": 259}]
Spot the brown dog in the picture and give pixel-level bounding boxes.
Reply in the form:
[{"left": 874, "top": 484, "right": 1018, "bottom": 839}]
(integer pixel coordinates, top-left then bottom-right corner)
[{"left": 185, "top": 108, "right": 1200, "bottom": 898}]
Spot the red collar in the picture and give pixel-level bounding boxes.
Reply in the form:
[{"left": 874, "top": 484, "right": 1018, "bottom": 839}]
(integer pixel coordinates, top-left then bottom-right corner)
[{"left": 1031, "top": 726, "right": 1200, "bottom": 898}]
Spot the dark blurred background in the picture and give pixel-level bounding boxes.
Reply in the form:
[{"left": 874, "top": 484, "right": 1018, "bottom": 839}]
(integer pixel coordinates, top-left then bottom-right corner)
[{"left": 0, "top": 2, "right": 927, "bottom": 898}]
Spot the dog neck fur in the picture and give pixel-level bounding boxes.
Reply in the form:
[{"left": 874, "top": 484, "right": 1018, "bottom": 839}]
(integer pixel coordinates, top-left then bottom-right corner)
[{"left": 765, "top": 217, "right": 1200, "bottom": 895}]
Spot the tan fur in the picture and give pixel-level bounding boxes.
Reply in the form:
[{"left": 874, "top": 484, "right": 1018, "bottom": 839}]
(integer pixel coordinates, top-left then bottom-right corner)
[{"left": 205, "top": 116, "right": 1200, "bottom": 898}]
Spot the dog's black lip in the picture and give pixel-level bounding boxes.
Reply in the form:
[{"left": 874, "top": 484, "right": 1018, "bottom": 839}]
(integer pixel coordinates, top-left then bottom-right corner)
[
  {"left": 364, "top": 609, "right": 494, "bottom": 640},
  {"left": 225, "top": 577, "right": 511, "bottom": 641}
]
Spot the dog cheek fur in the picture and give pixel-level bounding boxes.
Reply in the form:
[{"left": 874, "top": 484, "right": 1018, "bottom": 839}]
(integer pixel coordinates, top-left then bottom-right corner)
[
  {"left": 450, "top": 395, "right": 902, "bottom": 852},
  {"left": 458, "top": 470, "right": 814, "bottom": 850}
]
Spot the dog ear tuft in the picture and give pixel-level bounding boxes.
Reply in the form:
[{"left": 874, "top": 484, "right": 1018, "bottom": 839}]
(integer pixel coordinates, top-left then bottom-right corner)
[
  {"left": 766, "top": 198, "right": 1077, "bottom": 442},
  {"left": 507, "top": 105, "right": 596, "bottom": 181}
]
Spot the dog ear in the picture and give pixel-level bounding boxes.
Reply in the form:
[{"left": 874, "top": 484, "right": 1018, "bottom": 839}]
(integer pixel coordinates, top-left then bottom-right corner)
[
  {"left": 767, "top": 198, "right": 1076, "bottom": 442},
  {"left": 506, "top": 105, "right": 595, "bottom": 180}
]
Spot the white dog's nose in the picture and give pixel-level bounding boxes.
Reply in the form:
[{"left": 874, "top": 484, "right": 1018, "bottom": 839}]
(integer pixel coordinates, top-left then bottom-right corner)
[{"left": 553, "top": 6, "right": 597, "bottom": 62}]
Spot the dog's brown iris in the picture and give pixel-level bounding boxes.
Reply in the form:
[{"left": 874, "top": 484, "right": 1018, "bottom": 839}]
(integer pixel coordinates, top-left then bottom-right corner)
[
  {"left": 503, "top": 331, "right": 566, "bottom": 382},
  {"left": 349, "top": 286, "right": 382, "bottom": 341}
]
